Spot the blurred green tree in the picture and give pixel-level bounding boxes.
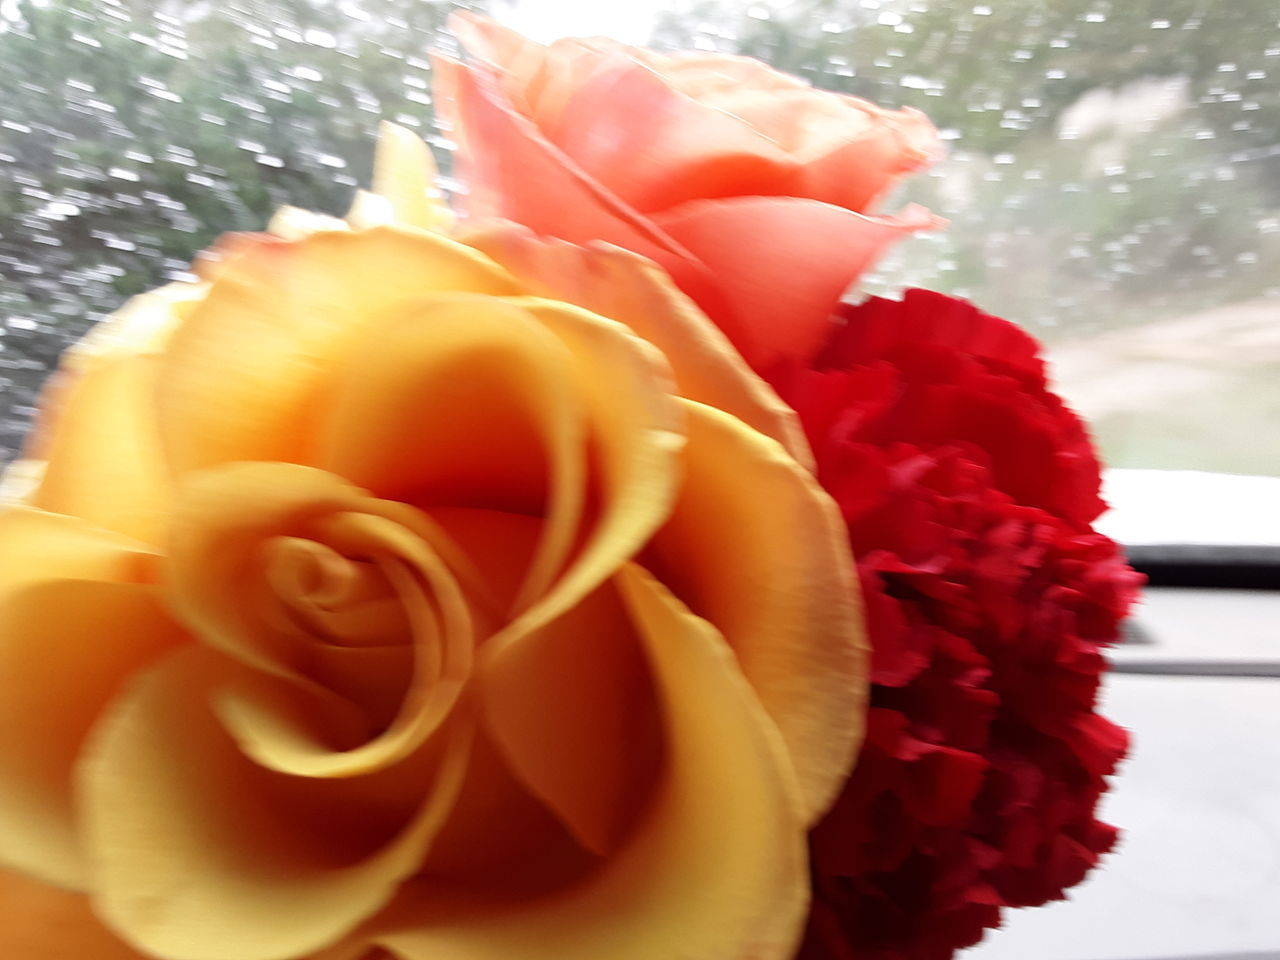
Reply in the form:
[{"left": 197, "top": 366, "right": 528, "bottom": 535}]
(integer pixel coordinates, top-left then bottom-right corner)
[{"left": 0, "top": 0, "right": 484, "bottom": 456}]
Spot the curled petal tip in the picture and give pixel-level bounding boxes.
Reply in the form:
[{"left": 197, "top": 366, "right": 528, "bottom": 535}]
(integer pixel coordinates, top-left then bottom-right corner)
[{"left": 363, "top": 122, "right": 455, "bottom": 233}]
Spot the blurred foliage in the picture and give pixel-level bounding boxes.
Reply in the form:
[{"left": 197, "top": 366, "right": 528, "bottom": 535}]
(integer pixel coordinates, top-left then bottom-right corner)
[
  {"left": 0, "top": 0, "right": 484, "bottom": 458},
  {"left": 653, "top": 0, "right": 1280, "bottom": 338}
]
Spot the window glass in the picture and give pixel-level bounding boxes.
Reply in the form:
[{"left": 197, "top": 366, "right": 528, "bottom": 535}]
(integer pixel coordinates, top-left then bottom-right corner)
[
  {"left": 649, "top": 0, "right": 1280, "bottom": 478},
  {"left": 2, "top": 0, "right": 1278, "bottom": 480},
  {"left": 0, "top": 0, "right": 479, "bottom": 460}
]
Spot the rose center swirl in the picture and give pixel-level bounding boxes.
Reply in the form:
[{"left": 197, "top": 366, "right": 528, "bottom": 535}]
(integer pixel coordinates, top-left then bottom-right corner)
[{"left": 164, "top": 462, "right": 484, "bottom": 780}]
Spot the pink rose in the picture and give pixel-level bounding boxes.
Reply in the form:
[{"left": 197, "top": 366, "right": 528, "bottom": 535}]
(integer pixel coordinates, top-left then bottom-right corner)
[{"left": 437, "top": 15, "right": 943, "bottom": 369}]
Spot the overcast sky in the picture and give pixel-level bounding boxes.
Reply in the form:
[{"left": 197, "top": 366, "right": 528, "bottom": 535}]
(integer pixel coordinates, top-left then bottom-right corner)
[{"left": 490, "top": 0, "right": 668, "bottom": 43}]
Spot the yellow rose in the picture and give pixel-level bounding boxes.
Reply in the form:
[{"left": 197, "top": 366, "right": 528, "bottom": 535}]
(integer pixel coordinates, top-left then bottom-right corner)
[{"left": 0, "top": 131, "right": 865, "bottom": 960}]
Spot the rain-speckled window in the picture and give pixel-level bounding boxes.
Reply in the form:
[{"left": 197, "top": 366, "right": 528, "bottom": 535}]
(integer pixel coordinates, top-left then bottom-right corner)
[
  {"left": 2, "top": 0, "right": 1278, "bottom": 481},
  {"left": 0, "top": 0, "right": 482, "bottom": 460},
  {"left": 647, "top": 0, "right": 1280, "bottom": 479}
]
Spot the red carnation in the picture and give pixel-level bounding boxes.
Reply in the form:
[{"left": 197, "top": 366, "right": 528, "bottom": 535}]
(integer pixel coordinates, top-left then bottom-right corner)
[{"left": 770, "top": 289, "right": 1142, "bottom": 960}]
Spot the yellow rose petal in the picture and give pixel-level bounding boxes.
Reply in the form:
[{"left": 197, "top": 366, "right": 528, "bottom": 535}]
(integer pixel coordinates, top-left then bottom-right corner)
[
  {"left": 166, "top": 463, "right": 476, "bottom": 779},
  {"left": 27, "top": 355, "right": 171, "bottom": 544},
  {"left": 0, "top": 506, "right": 155, "bottom": 591},
  {"left": 71, "top": 282, "right": 196, "bottom": 363},
  {"left": 488, "top": 297, "right": 684, "bottom": 641},
  {"left": 482, "top": 581, "right": 659, "bottom": 855},
  {"left": 647, "top": 400, "right": 867, "bottom": 822},
  {"left": 80, "top": 646, "right": 476, "bottom": 960},
  {"left": 319, "top": 292, "right": 686, "bottom": 642},
  {"left": 21, "top": 282, "right": 199, "bottom": 531},
  {"left": 348, "top": 121, "right": 455, "bottom": 233},
  {"left": 316, "top": 294, "right": 587, "bottom": 621},
  {"left": 269, "top": 205, "right": 350, "bottom": 240},
  {"left": 155, "top": 227, "right": 520, "bottom": 473},
  {"left": 461, "top": 222, "right": 813, "bottom": 468},
  {"left": 0, "top": 579, "right": 184, "bottom": 889},
  {"left": 216, "top": 511, "right": 475, "bottom": 779},
  {"left": 165, "top": 463, "right": 377, "bottom": 677},
  {"left": 0, "top": 509, "right": 179, "bottom": 889},
  {"left": 0, "top": 867, "right": 153, "bottom": 960},
  {"left": 362, "top": 564, "right": 809, "bottom": 960}
]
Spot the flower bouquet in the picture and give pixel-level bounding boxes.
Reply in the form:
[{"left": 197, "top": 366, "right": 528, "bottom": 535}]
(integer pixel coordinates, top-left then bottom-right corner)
[{"left": 0, "top": 15, "right": 1139, "bottom": 960}]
